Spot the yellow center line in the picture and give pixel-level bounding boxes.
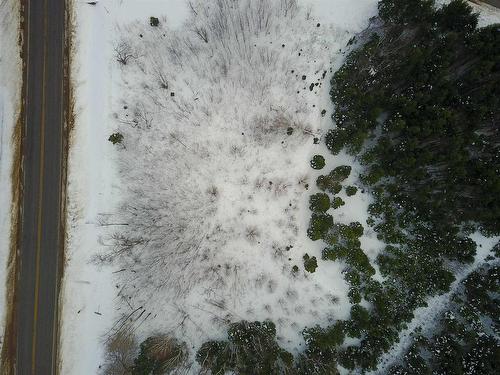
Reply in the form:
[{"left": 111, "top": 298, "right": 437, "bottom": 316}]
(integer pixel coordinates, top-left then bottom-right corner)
[{"left": 31, "top": 0, "right": 49, "bottom": 372}]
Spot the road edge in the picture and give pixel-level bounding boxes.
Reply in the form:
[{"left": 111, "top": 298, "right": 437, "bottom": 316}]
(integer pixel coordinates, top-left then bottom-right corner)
[
  {"left": 471, "top": 0, "right": 500, "bottom": 9},
  {"left": 0, "top": 1, "right": 26, "bottom": 372},
  {"left": 55, "top": 0, "right": 75, "bottom": 372}
]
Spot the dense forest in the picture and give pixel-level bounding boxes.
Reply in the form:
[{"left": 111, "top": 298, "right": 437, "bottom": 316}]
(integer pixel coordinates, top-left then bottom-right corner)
[
  {"left": 176, "top": 0, "right": 499, "bottom": 373},
  {"left": 301, "top": 0, "right": 500, "bottom": 372},
  {"left": 328, "top": 0, "right": 500, "bottom": 235}
]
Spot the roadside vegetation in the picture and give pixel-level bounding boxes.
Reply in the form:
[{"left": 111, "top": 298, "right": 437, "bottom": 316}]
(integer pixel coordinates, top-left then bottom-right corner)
[{"left": 101, "top": 331, "right": 187, "bottom": 375}]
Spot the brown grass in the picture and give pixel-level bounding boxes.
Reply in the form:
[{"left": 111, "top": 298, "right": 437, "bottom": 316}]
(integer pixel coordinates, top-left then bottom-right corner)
[
  {"left": 0, "top": 112, "right": 23, "bottom": 375},
  {"left": 101, "top": 330, "right": 137, "bottom": 375},
  {"left": 0, "top": 0, "right": 26, "bottom": 373},
  {"left": 55, "top": 0, "right": 76, "bottom": 372}
]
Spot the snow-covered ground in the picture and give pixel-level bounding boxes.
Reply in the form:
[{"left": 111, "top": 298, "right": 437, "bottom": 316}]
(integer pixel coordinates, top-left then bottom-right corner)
[
  {"left": 60, "top": 0, "right": 500, "bottom": 374},
  {"left": 0, "top": 0, "right": 21, "bottom": 353},
  {"left": 60, "top": 0, "right": 379, "bottom": 373}
]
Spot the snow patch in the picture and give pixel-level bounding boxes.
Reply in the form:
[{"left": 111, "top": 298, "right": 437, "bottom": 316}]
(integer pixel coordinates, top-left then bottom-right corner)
[
  {"left": 60, "top": 0, "right": 379, "bottom": 373},
  {"left": 0, "top": 0, "right": 21, "bottom": 352},
  {"left": 108, "top": 0, "right": 355, "bottom": 362},
  {"left": 301, "top": 0, "right": 378, "bottom": 31}
]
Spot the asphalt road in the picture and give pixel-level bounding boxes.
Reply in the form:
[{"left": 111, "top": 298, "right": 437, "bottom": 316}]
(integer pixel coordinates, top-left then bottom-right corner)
[
  {"left": 480, "top": 0, "right": 500, "bottom": 8},
  {"left": 15, "top": 0, "right": 66, "bottom": 373},
  {"left": 7, "top": 0, "right": 499, "bottom": 373}
]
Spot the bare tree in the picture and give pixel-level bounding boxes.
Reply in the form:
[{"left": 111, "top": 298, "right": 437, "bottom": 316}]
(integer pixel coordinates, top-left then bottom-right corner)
[
  {"left": 280, "top": 0, "right": 298, "bottom": 18},
  {"left": 115, "top": 41, "right": 135, "bottom": 65},
  {"left": 134, "top": 104, "right": 153, "bottom": 129},
  {"left": 305, "top": 5, "right": 313, "bottom": 20},
  {"left": 193, "top": 26, "right": 209, "bottom": 43}
]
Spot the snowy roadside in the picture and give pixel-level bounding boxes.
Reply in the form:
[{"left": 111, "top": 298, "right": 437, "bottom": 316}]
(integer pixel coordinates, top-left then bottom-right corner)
[
  {"left": 59, "top": 0, "right": 379, "bottom": 373},
  {"left": 0, "top": 0, "right": 22, "bottom": 354},
  {"left": 59, "top": 1, "right": 190, "bottom": 373}
]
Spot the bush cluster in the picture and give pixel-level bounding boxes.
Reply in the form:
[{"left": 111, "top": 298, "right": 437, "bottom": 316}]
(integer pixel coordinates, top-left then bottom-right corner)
[
  {"left": 108, "top": 132, "right": 124, "bottom": 145},
  {"left": 303, "top": 253, "right": 318, "bottom": 273},
  {"left": 316, "top": 165, "right": 351, "bottom": 194},
  {"left": 307, "top": 213, "right": 333, "bottom": 241},
  {"left": 310, "top": 155, "right": 326, "bottom": 170},
  {"left": 345, "top": 185, "right": 357, "bottom": 196},
  {"left": 196, "top": 321, "right": 294, "bottom": 375},
  {"left": 133, "top": 336, "right": 187, "bottom": 374},
  {"left": 309, "top": 193, "right": 330, "bottom": 213}
]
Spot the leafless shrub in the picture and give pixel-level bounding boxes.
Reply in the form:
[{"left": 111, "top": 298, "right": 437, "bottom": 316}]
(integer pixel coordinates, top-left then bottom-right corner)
[
  {"left": 143, "top": 335, "right": 188, "bottom": 373},
  {"left": 193, "top": 26, "right": 209, "bottom": 43},
  {"left": 254, "top": 273, "right": 267, "bottom": 289},
  {"left": 280, "top": 0, "right": 298, "bottom": 18},
  {"left": 302, "top": 125, "right": 317, "bottom": 137},
  {"left": 240, "top": 175, "right": 249, "bottom": 186},
  {"left": 294, "top": 305, "right": 305, "bottom": 314},
  {"left": 111, "top": 233, "right": 147, "bottom": 257},
  {"left": 206, "top": 185, "right": 219, "bottom": 202},
  {"left": 272, "top": 242, "right": 284, "bottom": 259},
  {"left": 305, "top": 4, "right": 313, "bottom": 20},
  {"left": 101, "top": 330, "right": 136, "bottom": 375},
  {"left": 254, "top": 177, "right": 265, "bottom": 189},
  {"left": 133, "top": 104, "right": 153, "bottom": 129},
  {"left": 273, "top": 179, "right": 290, "bottom": 196},
  {"left": 153, "top": 66, "right": 169, "bottom": 89},
  {"left": 229, "top": 144, "right": 244, "bottom": 157},
  {"left": 329, "top": 294, "right": 340, "bottom": 304},
  {"left": 267, "top": 279, "right": 277, "bottom": 293},
  {"left": 285, "top": 288, "right": 298, "bottom": 301},
  {"left": 250, "top": 114, "right": 295, "bottom": 145},
  {"left": 245, "top": 226, "right": 260, "bottom": 243},
  {"left": 297, "top": 174, "right": 309, "bottom": 187},
  {"left": 207, "top": 298, "right": 226, "bottom": 310},
  {"left": 187, "top": 1, "right": 199, "bottom": 16},
  {"left": 115, "top": 41, "right": 135, "bottom": 65}
]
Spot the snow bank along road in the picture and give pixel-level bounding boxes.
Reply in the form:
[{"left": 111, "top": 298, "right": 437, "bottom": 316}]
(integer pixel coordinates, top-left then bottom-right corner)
[{"left": 13, "top": 0, "right": 66, "bottom": 373}]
